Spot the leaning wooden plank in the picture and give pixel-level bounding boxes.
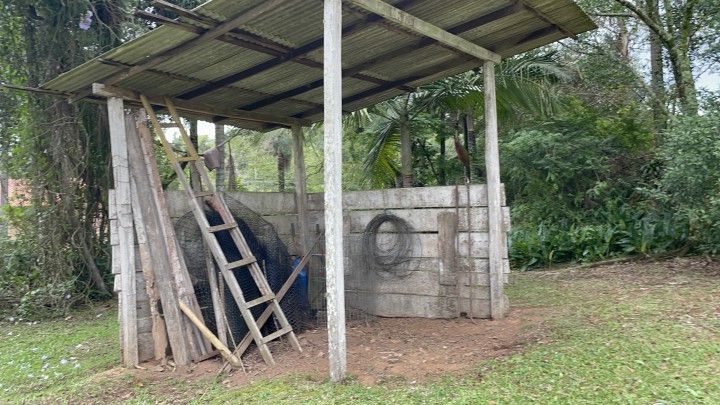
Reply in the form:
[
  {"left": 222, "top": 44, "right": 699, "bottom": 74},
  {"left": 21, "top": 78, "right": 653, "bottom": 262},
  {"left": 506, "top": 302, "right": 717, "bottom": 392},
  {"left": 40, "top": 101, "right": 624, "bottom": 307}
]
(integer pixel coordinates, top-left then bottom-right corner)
[
  {"left": 178, "top": 302, "right": 244, "bottom": 370},
  {"left": 108, "top": 97, "right": 138, "bottom": 368},
  {"left": 137, "top": 109, "right": 212, "bottom": 356},
  {"left": 346, "top": 0, "right": 501, "bottom": 63},
  {"left": 130, "top": 169, "right": 169, "bottom": 362},
  {"left": 127, "top": 111, "right": 193, "bottom": 365}
]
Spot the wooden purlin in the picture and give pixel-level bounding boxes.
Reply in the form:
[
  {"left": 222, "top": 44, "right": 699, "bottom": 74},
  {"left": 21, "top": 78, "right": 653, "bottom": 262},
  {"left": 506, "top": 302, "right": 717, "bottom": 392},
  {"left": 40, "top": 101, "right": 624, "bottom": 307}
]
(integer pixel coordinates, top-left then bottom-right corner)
[
  {"left": 346, "top": 0, "right": 501, "bottom": 63},
  {"left": 176, "top": 0, "right": 417, "bottom": 101},
  {"left": 241, "top": 3, "right": 522, "bottom": 112},
  {"left": 135, "top": 3, "right": 412, "bottom": 93}
]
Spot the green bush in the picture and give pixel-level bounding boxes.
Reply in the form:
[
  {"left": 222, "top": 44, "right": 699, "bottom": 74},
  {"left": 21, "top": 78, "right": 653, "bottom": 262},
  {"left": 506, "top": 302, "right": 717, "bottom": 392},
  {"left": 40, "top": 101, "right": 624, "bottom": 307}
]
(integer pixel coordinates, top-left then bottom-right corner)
[
  {"left": 502, "top": 106, "right": 685, "bottom": 269},
  {"left": 659, "top": 112, "right": 720, "bottom": 252}
]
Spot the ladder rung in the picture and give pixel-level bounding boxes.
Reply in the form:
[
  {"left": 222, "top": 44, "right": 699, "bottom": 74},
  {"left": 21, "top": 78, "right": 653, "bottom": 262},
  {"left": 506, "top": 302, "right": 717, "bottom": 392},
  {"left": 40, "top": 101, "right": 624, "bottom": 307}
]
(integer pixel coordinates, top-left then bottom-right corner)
[
  {"left": 208, "top": 222, "right": 238, "bottom": 233},
  {"left": 262, "top": 326, "right": 292, "bottom": 344},
  {"left": 245, "top": 294, "right": 275, "bottom": 309},
  {"left": 178, "top": 156, "right": 199, "bottom": 162},
  {"left": 224, "top": 257, "right": 256, "bottom": 270},
  {"left": 159, "top": 122, "right": 181, "bottom": 128},
  {"left": 194, "top": 191, "right": 215, "bottom": 198}
]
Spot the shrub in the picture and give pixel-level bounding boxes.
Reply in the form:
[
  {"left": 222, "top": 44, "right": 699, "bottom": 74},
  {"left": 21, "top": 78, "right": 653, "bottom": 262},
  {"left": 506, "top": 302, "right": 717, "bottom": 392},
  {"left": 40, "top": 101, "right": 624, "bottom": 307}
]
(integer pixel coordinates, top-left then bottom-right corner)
[{"left": 659, "top": 112, "right": 720, "bottom": 252}]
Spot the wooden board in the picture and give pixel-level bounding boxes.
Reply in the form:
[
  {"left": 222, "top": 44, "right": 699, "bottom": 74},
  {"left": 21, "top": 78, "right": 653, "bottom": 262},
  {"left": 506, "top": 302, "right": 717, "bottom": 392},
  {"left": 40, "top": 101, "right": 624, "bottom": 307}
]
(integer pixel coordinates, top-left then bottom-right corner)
[{"left": 108, "top": 97, "right": 138, "bottom": 368}]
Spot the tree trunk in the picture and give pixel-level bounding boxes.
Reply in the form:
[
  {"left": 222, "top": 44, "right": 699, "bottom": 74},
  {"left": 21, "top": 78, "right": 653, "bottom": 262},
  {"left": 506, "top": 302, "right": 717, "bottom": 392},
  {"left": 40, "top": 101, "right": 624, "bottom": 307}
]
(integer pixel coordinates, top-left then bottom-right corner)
[
  {"left": 438, "top": 132, "right": 446, "bottom": 186},
  {"left": 214, "top": 124, "right": 226, "bottom": 192},
  {"left": 226, "top": 144, "right": 238, "bottom": 191},
  {"left": 277, "top": 152, "right": 287, "bottom": 192},
  {"left": 616, "top": 17, "right": 630, "bottom": 60},
  {"left": 399, "top": 115, "right": 412, "bottom": 188},
  {"left": 0, "top": 171, "right": 7, "bottom": 237},
  {"left": 648, "top": 0, "right": 667, "bottom": 136},
  {"left": 667, "top": 48, "right": 698, "bottom": 116},
  {"left": 188, "top": 119, "right": 201, "bottom": 190}
]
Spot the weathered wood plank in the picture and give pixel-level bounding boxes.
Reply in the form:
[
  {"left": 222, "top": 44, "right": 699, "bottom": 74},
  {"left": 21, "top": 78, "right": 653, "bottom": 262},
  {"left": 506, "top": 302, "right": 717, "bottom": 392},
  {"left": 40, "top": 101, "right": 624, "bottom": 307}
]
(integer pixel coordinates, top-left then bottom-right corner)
[
  {"left": 131, "top": 111, "right": 194, "bottom": 365},
  {"left": 264, "top": 206, "right": 511, "bottom": 235},
  {"left": 306, "top": 185, "right": 505, "bottom": 211},
  {"left": 108, "top": 97, "right": 138, "bottom": 368},
  {"left": 437, "top": 212, "right": 458, "bottom": 286},
  {"left": 346, "top": 0, "right": 501, "bottom": 63},
  {"left": 343, "top": 232, "right": 504, "bottom": 259}
]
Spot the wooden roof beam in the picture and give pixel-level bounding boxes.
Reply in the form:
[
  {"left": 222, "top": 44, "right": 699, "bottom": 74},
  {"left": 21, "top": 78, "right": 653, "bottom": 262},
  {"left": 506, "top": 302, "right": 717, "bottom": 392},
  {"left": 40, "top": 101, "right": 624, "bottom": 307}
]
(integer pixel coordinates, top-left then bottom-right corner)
[
  {"left": 134, "top": 7, "right": 412, "bottom": 94},
  {"left": 240, "top": 2, "right": 522, "bottom": 111},
  {"left": 346, "top": 0, "right": 501, "bottom": 63},
  {"left": 92, "top": 83, "right": 309, "bottom": 128},
  {"left": 294, "top": 24, "right": 564, "bottom": 121},
  {"left": 517, "top": 0, "right": 576, "bottom": 39},
  {"left": 96, "top": 58, "right": 323, "bottom": 109},
  {"left": 99, "top": 0, "right": 290, "bottom": 87},
  {"left": 177, "top": 0, "right": 416, "bottom": 100}
]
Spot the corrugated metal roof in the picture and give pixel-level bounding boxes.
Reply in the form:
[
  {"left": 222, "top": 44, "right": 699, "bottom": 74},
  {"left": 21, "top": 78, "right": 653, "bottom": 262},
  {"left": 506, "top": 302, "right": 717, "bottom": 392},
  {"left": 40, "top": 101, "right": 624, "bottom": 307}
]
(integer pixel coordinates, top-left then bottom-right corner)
[{"left": 41, "top": 0, "right": 596, "bottom": 130}]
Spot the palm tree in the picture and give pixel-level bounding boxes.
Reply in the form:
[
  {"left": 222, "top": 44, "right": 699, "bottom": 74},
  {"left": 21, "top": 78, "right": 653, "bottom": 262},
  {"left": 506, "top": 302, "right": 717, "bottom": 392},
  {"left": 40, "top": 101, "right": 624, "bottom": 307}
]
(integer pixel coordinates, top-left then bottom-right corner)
[
  {"left": 362, "top": 52, "right": 574, "bottom": 186},
  {"left": 361, "top": 94, "right": 418, "bottom": 187}
]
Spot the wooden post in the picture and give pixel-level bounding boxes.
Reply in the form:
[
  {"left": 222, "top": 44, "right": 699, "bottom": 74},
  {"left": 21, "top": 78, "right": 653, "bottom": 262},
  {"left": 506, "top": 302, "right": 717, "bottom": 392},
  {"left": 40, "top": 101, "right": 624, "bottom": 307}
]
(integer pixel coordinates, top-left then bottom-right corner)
[
  {"left": 292, "top": 124, "right": 309, "bottom": 257},
  {"left": 323, "top": 0, "right": 347, "bottom": 382},
  {"left": 107, "top": 97, "right": 138, "bottom": 367},
  {"left": 483, "top": 60, "right": 506, "bottom": 320}
]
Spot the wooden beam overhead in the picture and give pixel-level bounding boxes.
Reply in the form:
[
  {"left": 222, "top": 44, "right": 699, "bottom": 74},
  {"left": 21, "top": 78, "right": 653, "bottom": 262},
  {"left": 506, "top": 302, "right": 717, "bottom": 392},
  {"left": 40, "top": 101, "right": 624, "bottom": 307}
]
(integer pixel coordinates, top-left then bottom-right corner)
[
  {"left": 92, "top": 83, "right": 309, "bottom": 127},
  {"left": 101, "top": 0, "right": 289, "bottom": 87},
  {"left": 294, "top": 55, "right": 475, "bottom": 119},
  {"left": 240, "top": 3, "right": 522, "bottom": 111},
  {"left": 345, "top": 0, "right": 502, "bottom": 63},
  {"left": 134, "top": 6, "right": 412, "bottom": 93},
  {"left": 97, "top": 57, "right": 323, "bottom": 110},
  {"left": 517, "top": 0, "right": 576, "bottom": 39},
  {"left": 177, "top": 0, "right": 416, "bottom": 100}
]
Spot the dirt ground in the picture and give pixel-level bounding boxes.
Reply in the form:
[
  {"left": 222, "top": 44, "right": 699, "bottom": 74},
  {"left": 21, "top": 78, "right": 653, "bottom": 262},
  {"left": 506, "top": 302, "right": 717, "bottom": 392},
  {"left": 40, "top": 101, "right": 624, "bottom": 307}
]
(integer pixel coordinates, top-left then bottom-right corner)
[{"left": 129, "top": 306, "right": 546, "bottom": 387}]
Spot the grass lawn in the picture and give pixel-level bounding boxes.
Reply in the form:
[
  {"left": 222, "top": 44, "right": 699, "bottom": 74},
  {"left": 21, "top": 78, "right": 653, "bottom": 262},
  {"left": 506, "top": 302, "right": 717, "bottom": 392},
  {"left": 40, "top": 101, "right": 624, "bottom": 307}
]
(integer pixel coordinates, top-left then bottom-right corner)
[{"left": 1, "top": 258, "right": 718, "bottom": 404}]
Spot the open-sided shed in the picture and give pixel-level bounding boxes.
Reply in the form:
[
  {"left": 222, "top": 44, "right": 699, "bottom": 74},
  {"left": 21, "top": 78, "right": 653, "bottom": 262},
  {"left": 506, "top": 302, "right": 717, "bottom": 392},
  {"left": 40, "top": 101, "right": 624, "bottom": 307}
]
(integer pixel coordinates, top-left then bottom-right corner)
[{"left": 41, "top": 0, "right": 595, "bottom": 381}]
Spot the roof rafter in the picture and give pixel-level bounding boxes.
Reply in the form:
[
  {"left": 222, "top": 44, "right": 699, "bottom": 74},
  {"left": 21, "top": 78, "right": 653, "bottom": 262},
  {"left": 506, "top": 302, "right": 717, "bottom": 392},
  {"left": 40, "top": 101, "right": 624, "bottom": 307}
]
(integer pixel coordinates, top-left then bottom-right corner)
[
  {"left": 176, "top": 0, "right": 417, "bottom": 100},
  {"left": 346, "top": 0, "right": 502, "bottom": 63},
  {"left": 96, "top": 58, "right": 324, "bottom": 110},
  {"left": 137, "top": 3, "right": 413, "bottom": 92},
  {"left": 292, "top": 24, "right": 564, "bottom": 120},
  {"left": 92, "top": 83, "right": 309, "bottom": 127},
  {"left": 240, "top": 2, "right": 524, "bottom": 112}
]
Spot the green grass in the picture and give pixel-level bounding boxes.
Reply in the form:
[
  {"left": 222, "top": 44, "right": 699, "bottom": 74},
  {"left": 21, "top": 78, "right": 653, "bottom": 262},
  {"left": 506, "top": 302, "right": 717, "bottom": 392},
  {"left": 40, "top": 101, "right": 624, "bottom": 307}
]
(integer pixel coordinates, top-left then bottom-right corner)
[
  {"left": 1, "top": 259, "right": 719, "bottom": 404},
  {"left": 0, "top": 307, "right": 118, "bottom": 402}
]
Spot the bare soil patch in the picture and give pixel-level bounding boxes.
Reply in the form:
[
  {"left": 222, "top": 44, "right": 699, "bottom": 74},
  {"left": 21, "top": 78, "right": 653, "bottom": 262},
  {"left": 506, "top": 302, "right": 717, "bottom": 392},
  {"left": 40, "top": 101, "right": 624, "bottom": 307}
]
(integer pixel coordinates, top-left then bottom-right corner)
[{"left": 118, "top": 305, "right": 546, "bottom": 391}]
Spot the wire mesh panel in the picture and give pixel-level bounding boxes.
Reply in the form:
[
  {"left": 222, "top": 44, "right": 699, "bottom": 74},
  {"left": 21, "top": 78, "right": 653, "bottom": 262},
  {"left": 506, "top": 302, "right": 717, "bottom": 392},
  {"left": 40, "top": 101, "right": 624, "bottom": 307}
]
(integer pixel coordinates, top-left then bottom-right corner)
[{"left": 174, "top": 195, "right": 307, "bottom": 348}]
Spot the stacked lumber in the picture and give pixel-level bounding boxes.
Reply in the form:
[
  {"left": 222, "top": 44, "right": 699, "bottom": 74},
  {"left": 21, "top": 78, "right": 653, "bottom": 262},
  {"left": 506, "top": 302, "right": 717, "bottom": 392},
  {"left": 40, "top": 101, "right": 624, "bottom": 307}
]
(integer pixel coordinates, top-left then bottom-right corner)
[{"left": 109, "top": 107, "right": 210, "bottom": 368}]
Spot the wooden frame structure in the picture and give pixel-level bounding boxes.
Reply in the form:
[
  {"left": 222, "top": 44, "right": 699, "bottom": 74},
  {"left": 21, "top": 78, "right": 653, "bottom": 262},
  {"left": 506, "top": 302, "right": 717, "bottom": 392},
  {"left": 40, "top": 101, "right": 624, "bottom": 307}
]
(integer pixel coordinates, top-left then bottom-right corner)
[{"left": 41, "top": 0, "right": 595, "bottom": 382}]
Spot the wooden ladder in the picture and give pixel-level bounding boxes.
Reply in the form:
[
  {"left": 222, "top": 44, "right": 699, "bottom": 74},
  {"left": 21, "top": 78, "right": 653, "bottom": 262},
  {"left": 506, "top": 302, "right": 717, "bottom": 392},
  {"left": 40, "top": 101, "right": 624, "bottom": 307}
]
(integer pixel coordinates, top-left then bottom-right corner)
[{"left": 140, "top": 95, "right": 302, "bottom": 365}]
